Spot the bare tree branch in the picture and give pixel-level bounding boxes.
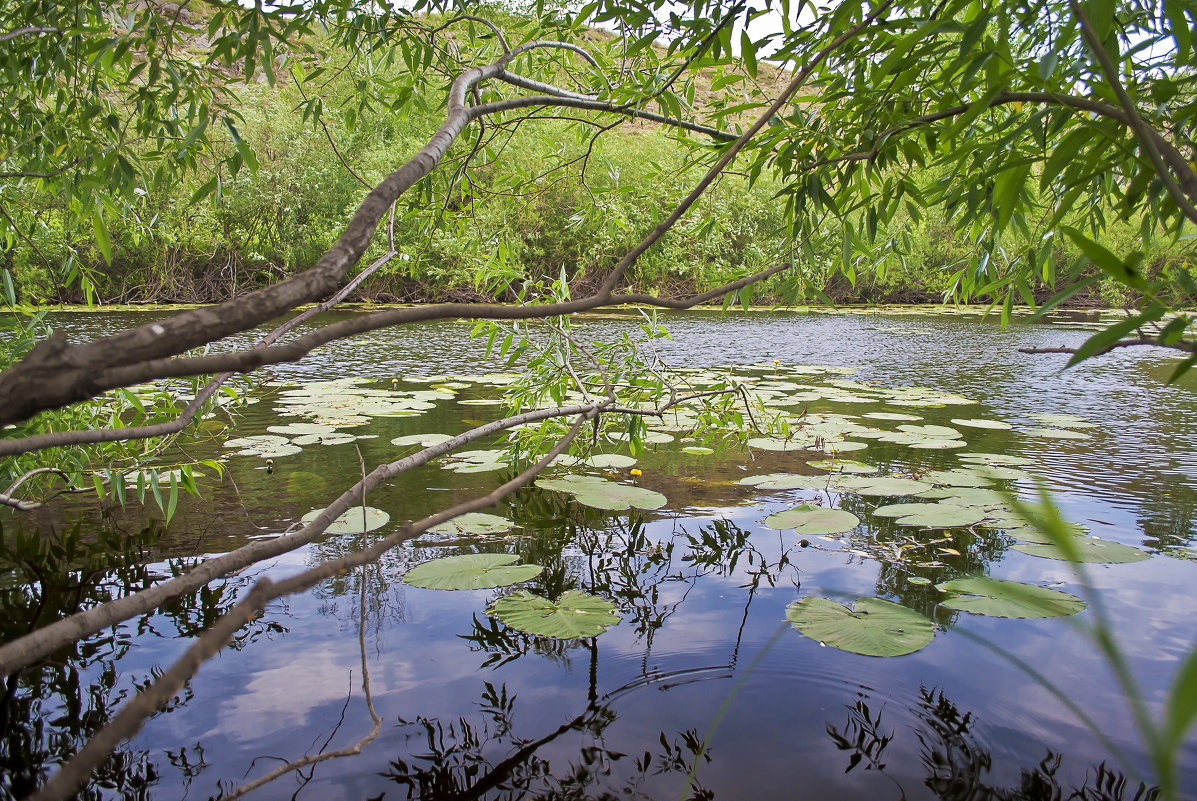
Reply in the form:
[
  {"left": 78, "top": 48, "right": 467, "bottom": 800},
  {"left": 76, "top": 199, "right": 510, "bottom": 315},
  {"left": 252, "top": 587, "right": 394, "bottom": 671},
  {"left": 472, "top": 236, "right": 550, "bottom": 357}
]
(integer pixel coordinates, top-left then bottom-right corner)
[{"left": 0, "top": 25, "right": 59, "bottom": 43}]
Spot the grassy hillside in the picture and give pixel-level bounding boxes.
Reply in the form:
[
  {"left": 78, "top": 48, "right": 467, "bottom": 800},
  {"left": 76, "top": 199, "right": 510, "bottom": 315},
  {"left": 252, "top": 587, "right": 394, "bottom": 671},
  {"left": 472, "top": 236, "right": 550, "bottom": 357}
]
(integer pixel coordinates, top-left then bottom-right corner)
[{"left": 3, "top": 9, "right": 1192, "bottom": 308}]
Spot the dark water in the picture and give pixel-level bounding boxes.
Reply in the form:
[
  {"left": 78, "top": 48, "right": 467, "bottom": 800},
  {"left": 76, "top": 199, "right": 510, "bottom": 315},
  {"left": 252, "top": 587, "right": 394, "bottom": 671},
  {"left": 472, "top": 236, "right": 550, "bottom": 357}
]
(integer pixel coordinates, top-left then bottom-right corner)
[{"left": 2, "top": 306, "right": 1196, "bottom": 800}]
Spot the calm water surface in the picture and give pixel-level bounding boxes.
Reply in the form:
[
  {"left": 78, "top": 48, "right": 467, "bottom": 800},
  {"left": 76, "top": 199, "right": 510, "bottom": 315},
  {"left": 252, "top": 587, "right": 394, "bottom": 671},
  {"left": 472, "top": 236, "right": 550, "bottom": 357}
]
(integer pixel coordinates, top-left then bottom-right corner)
[{"left": 2, "top": 306, "right": 1196, "bottom": 800}]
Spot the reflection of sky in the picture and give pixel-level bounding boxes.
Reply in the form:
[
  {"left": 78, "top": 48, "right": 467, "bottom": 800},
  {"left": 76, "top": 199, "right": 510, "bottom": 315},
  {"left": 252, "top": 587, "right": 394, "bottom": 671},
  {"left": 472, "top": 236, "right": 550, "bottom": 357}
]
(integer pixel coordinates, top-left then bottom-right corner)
[{"left": 44, "top": 308, "right": 1197, "bottom": 799}]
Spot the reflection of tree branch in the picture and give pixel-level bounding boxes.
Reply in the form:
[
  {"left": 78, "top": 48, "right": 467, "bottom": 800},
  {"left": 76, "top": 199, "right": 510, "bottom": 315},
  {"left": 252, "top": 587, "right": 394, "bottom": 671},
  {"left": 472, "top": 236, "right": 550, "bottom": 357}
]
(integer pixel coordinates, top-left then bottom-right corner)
[
  {"left": 0, "top": 402, "right": 595, "bottom": 678},
  {"left": 31, "top": 412, "right": 593, "bottom": 801},
  {"left": 219, "top": 528, "right": 383, "bottom": 800}
]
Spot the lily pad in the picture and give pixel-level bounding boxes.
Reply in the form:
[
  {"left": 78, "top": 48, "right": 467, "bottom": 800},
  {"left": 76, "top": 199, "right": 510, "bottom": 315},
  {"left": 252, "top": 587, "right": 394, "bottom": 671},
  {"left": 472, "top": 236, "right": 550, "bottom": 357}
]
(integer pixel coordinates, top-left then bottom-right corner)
[
  {"left": 291, "top": 432, "right": 358, "bottom": 446},
  {"left": 863, "top": 412, "right": 923, "bottom": 421},
  {"left": 573, "top": 483, "right": 667, "bottom": 511},
  {"left": 898, "top": 424, "right": 963, "bottom": 439},
  {"left": 740, "top": 473, "right": 836, "bottom": 491},
  {"left": 1023, "top": 427, "right": 1092, "bottom": 440},
  {"left": 808, "top": 459, "right": 877, "bottom": 474},
  {"left": 427, "top": 513, "right": 516, "bottom": 536},
  {"left": 935, "top": 577, "right": 1086, "bottom": 618},
  {"left": 300, "top": 505, "right": 391, "bottom": 534},
  {"left": 487, "top": 590, "right": 621, "bottom": 639},
  {"left": 924, "top": 469, "right": 993, "bottom": 487},
  {"left": 764, "top": 504, "right": 859, "bottom": 534},
  {"left": 785, "top": 596, "right": 934, "bottom": 657},
  {"left": 1029, "top": 413, "right": 1097, "bottom": 429},
  {"left": 681, "top": 446, "right": 715, "bottom": 455},
  {"left": 908, "top": 439, "right": 969, "bottom": 450},
  {"left": 874, "top": 502, "right": 989, "bottom": 528},
  {"left": 391, "top": 433, "right": 455, "bottom": 447},
  {"left": 1013, "top": 538, "right": 1150, "bottom": 563},
  {"left": 958, "top": 452, "right": 1033, "bottom": 466},
  {"left": 584, "top": 454, "right": 638, "bottom": 469},
  {"left": 403, "top": 553, "right": 542, "bottom": 590},
  {"left": 267, "top": 423, "right": 338, "bottom": 436},
  {"left": 837, "top": 476, "right": 935, "bottom": 496},
  {"left": 747, "top": 437, "right": 810, "bottom": 452},
  {"left": 539, "top": 475, "right": 666, "bottom": 511},
  {"left": 950, "top": 418, "right": 1013, "bottom": 430}
]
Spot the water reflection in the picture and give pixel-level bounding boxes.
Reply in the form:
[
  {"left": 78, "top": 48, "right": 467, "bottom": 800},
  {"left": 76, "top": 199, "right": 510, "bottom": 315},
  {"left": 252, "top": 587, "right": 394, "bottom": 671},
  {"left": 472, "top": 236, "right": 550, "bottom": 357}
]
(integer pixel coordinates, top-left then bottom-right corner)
[
  {"left": 0, "top": 516, "right": 288, "bottom": 800},
  {"left": 827, "top": 687, "right": 1162, "bottom": 801},
  {"left": 383, "top": 667, "right": 717, "bottom": 801}
]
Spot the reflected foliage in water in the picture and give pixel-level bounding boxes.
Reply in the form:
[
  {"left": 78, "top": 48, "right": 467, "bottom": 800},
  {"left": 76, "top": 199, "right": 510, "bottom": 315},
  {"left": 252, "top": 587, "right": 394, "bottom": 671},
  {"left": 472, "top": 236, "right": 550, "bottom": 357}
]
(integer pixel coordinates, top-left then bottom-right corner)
[{"left": 828, "top": 688, "right": 1162, "bottom": 801}]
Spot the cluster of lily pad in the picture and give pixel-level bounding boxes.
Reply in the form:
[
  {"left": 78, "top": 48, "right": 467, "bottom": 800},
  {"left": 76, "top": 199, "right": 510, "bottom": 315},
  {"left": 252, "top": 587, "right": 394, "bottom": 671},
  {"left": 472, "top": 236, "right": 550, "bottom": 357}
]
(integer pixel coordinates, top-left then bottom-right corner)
[
  {"left": 785, "top": 576, "right": 1088, "bottom": 657},
  {"left": 402, "top": 552, "right": 621, "bottom": 639},
  {"left": 210, "top": 360, "right": 1145, "bottom": 661}
]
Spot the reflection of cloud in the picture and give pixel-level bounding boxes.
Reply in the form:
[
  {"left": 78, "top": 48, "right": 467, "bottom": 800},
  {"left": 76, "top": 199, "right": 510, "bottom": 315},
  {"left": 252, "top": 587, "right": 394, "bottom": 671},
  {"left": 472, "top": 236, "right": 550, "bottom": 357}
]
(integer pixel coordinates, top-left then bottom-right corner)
[{"left": 212, "top": 643, "right": 360, "bottom": 742}]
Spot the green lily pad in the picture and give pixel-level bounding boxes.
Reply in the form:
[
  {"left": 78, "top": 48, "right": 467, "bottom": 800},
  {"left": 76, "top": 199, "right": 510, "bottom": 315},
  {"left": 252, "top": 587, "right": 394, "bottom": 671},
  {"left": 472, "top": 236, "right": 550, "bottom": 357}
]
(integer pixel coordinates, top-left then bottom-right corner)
[
  {"left": 427, "top": 513, "right": 516, "bottom": 536},
  {"left": 950, "top": 418, "right": 1013, "bottom": 430},
  {"left": 291, "top": 432, "right": 358, "bottom": 446},
  {"left": 874, "top": 502, "right": 989, "bottom": 528},
  {"left": 403, "top": 553, "right": 542, "bottom": 590},
  {"left": 936, "top": 577, "right": 1086, "bottom": 618},
  {"left": 300, "top": 505, "right": 391, "bottom": 534},
  {"left": 391, "top": 433, "right": 454, "bottom": 447},
  {"left": 584, "top": 454, "right": 638, "bottom": 469},
  {"left": 863, "top": 412, "right": 923, "bottom": 421},
  {"left": 539, "top": 475, "right": 666, "bottom": 511},
  {"left": 488, "top": 590, "right": 621, "bottom": 639},
  {"left": 681, "top": 446, "right": 715, "bottom": 455},
  {"left": 747, "top": 437, "right": 809, "bottom": 452},
  {"left": 924, "top": 469, "right": 993, "bottom": 487},
  {"left": 807, "top": 459, "right": 877, "bottom": 474},
  {"left": 785, "top": 596, "right": 934, "bottom": 657},
  {"left": 916, "top": 487, "right": 1007, "bottom": 508},
  {"left": 267, "top": 423, "right": 338, "bottom": 436},
  {"left": 907, "top": 576, "right": 933, "bottom": 586},
  {"left": 838, "top": 476, "right": 935, "bottom": 496},
  {"left": 1023, "top": 427, "right": 1092, "bottom": 440},
  {"left": 958, "top": 452, "right": 1033, "bottom": 467},
  {"left": 1029, "top": 413, "right": 1097, "bottom": 429},
  {"left": 740, "top": 473, "right": 836, "bottom": 491},
  {"left": 908, "top": 439, "right": 969, "bottom": 450},
  {"left": 898, "top": 424, "right": 963, "bottom": 439},
  {"left": 573, "top": 483, "right": 667, "bottom": 511},
  {"left": 1013, "top": 538, "right": 1150, "bottom": 563},
  {"left": 764, "top": 504, "right": 859, "bottom": 534},
  {"left": 973, "top": 465, "right": 1032, "bottom": 481},
  {"left": 607, "top": 431, "right": 674, "bottom": 444}
]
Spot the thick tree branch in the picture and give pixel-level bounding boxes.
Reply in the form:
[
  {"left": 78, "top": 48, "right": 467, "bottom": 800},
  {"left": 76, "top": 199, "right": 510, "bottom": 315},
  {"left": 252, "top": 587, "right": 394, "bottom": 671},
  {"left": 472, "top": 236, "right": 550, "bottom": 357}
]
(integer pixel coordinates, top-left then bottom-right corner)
[
  {"left": 0, "top": 36, "right": 751, "bottom": 426},
  {"left": 0, "top": 207, "right": 399, "bottom": 458}
]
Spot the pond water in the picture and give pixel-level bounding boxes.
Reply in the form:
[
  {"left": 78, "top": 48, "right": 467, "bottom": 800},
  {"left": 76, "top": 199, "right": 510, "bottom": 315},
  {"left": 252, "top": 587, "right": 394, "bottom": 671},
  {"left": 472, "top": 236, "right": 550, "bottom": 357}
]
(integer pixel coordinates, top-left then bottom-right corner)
[{"left": 2, "top": 306, "right": 1196, "bottom": 800}]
